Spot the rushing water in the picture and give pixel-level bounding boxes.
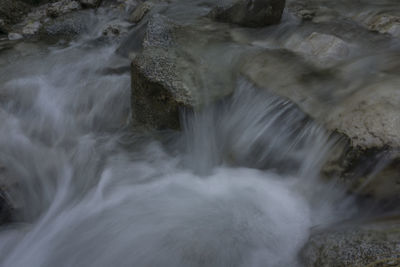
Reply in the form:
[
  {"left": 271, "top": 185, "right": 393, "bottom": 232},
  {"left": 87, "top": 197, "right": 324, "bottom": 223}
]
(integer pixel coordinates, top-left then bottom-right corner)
[{"left": 0, "top": 2, "right": 379, "bottom": 267}]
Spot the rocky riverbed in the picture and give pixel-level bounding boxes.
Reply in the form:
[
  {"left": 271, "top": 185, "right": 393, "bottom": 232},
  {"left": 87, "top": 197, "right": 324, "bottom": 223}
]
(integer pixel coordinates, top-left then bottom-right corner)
[{"left": 0, "top": 0, "right": 399, "bottom": 266}]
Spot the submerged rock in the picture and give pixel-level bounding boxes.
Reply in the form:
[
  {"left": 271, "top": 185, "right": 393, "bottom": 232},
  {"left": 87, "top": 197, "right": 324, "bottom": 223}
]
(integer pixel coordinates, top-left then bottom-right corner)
[
  {"left": 208, "top": 0, "right": 286, "bottom": 27},
  {"left": 301, "top": 217, "right": 400, "bottom": 267}
]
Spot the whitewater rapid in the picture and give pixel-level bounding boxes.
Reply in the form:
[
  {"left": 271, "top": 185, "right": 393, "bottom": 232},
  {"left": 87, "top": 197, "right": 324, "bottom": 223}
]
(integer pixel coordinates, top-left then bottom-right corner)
[{"left": 0, "top": 6, "right": 356, "bottom": 267}]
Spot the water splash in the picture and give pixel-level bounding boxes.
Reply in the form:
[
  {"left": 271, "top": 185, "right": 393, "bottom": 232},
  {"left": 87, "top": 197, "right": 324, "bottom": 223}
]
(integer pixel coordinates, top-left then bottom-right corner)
[{"left": 0, "top": 4, "right": 358, "bottom": 267}]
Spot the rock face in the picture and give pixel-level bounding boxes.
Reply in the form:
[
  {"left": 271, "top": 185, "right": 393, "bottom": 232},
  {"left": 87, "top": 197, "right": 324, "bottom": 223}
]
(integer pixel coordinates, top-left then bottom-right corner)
[
  {"left": 208, "top": 0, "right": 286, "bottom": 27},
  {"left": 301, "top": 218, "right": 400, "bottom": 267}
]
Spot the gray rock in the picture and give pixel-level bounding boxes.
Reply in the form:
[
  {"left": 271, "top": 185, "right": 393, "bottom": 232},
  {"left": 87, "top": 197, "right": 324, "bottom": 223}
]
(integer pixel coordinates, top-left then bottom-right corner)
[
  {"left": 22, "top": 21, "right": 42, "bottom": 35},
  {"left": 79, "top": 0, "right": 102, "bottom": 8},
  {"left": 129, "top": 1, "right": 154, "bottom": 23},
  {"left": 208, "top": 0, "right": 286, "bottom": 27},
  {"left": 240, "top": 45, "right": 400, "bottom": 202},
  {"left": 126, "top": 0, "right": 400, "bottom": 204},
  {"left": 0, "top": 0, "right": 31, "bottom": 31},
  {"left": 46, "top": 0, "right": 81, "bottom": 18},
  {"left": 365, "top": 14, "right": 400, "bottom": 38},
  {"left": 8, "top": 33, "right": 24, "bottom": 40},
  {"left": 301, "top": 217, "right": 400, "bottom": 267},
  {"left": 285, "top": 32, "right": 350, "bottom": 68},
  {"left": 40, "top": 11, "right": 89, "bottom": 41},
  {"left": 102, "top": 21, "right": 131, "bottom": 38},
  {"left": 131, "top": 14, "right": 240, "bottom": 129}
]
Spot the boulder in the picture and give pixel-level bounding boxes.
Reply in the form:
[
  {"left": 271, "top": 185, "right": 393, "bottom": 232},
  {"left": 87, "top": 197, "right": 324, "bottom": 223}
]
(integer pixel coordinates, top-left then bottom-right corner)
[
  {"left": 7, "top": 33, "right": 24, "bottom": 40},
  {"left": 40, "top": 11, "right": 89, "bottom": 41},
  {"left": 131, "top": 14, "right": 240, "bottom": 129},
  {"left": 366, "top": 14, "right": 400, "bottom": 38},
  {"left": 79, "top": 0, "right": 102, "bottom": 8},
  {"left": 46, "top": 0, "right": 81, "bottom": 18},
  {"left": 0, "top": 0, "right": 31, "bottom": 33},
  {"left": 22, "top": 21, "right": 42, "bottom": 35},
  {"left": 285, "top": 32, "right": 350, "bottom": 68},
  {"left": 102, "top": 21, "right": 131, "bottom": 38},
  {"left": 208, "top": 0, "right": 286, "bottom": 27},
  {"left": 240, "top": 46, "right": 400, "bottom": 202},
  {"left": 129, "top": 1, "right": 154, "bottom": 24},
  {"left": 127, "top": 0, "right": 400, "bottom": 204},
  {"left": 301, "top": 217, "right": 400, "bottom": 267}
]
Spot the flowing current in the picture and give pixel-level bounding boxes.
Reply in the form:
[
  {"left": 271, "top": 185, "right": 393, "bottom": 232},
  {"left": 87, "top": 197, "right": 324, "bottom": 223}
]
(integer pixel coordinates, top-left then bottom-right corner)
[{"left": 0, "top": 5, "right": 359, "bottom": 267}]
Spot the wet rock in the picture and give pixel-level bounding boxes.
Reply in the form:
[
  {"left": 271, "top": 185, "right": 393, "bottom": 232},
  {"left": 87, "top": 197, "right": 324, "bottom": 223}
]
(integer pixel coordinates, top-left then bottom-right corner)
[
  {"left": 297, "top": 9, "right": 316, "bottom": 21},
  {"left": 22, "top": 21, "right": 42, "bottom": 35},
  {"left": 129, "top": 1, "right": 153, "bottom": 23},
  {"left": 40, "top": 12, "right": 89, "bottom": 41},
  {"left": 20, "top": 0, "right": 53, "bottom": 4},
  {"left": 103, "top": 25, "right": 121, "bottom": 37},
  {"left": 325, "top": 77, "right": 400, "bottom": 149},
  {"left": 126, "top": 0, "right": 400, "bottom": 205},
  {"left": 102, "top": 21, "right": 130, "bottom": 38},
  {"left": 301, "top": 217, "right": 400, "bottom": 267},
  {"left": 46, "top": 0, "right": 81, "bottom": 18},
  {"left": 79, "top": 0, "right": 102, "bottom": 8},
  {"left": 0, "top": 19, "right": 10, "bottom": 34},
  {"left": 322, "top": 145, "right": 400, "bottom": 208},
  {"left": 131, "top": 14, "right": 238, "bottom": 129},
  {"left": 320, "top": 76, "right": 400, "bottom": 202},
  {"left": 240, "top": 46, "right": 400, "bottom": 202},
  {"left": 8, "top": 33, "right": 24, "bottom": 41},
  {"left": 285, "top": 32, "right": 350, "bottom": 67},
  {"left": 0, "top": 0, "right": 31, "bottom": 32},
  {"left": 366, "top": 14, "right": 400, "bottom": 38},
  {"left": 208, "top": 0, "right": 286, "bottom": 27}
]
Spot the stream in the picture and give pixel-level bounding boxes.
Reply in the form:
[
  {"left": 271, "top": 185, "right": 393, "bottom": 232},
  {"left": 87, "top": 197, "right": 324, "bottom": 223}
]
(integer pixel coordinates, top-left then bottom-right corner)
[{"left": 1, "top": 1, "right": 399, "bottom": 266}]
